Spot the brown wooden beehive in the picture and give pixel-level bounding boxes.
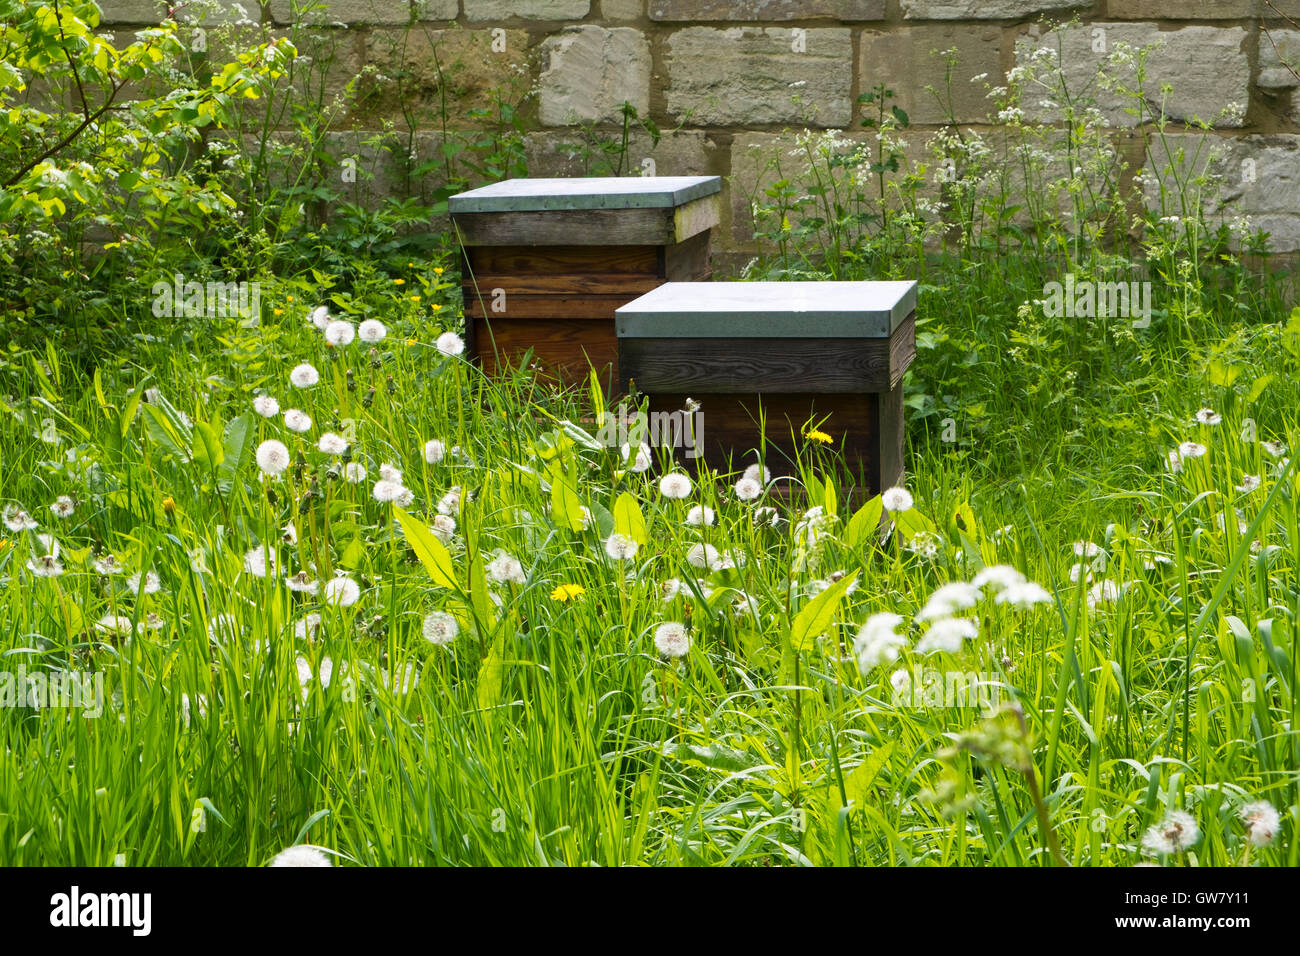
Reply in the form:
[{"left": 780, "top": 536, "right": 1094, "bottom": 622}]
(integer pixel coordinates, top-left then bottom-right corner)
[
  {"left": 449, "top": 177, "right": 720, "bottom": 392},
  {"left": 615, "top": 280, "right": 917, "bottom": 493}
]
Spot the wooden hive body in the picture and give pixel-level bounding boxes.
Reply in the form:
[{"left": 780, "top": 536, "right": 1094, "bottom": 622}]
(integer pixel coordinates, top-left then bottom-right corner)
[
  {"left": 615, "top": 280, "right": 917, "bottom": 493},
  {"left": 450, "top": 177, "right": 720, "bottom": 392}
]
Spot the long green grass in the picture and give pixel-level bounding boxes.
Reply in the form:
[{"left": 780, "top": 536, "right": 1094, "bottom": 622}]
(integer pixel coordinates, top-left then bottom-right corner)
[{"left": 0, "top": 279, "right": 1295, "bottom": 866}]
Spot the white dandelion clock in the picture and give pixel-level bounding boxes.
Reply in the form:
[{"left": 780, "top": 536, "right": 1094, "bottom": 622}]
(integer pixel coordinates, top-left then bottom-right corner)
[
  {"left": 429, "top": 514, "right": 456, "bottom": 544},
  {"left": 916, "top": 617, "right": 978, "bottom": 655},
  {"left": 1236, "top": 474, "right": 1261, "bottom": 493},
  {"left": 324, "top": 319, "right": 355, "bottom": 347},
  {"left": 915, "top": 581, "right": 982, "bottom": 622},
  {"left": 343, "top": 462, "right": 367, "bottom": 484},
  {"left": 27, "top": 554, "right": 63, "bottom": 578},
  {"left": 686, "top": 543, "right": 720, "bottom": 570},
  {"left": 996, "top": 581, "right": 1053, "bottom": 608},
  {"left": 1087, "top": 580, "right": 1120, "bottom": 608},
  {"left": 486, "top": 551, "right": 526, "bottom": 585},
  {"left": 243, "top": 545, "right": 277, "bottom": 579},
  {"left": 257, "top": 440, "right": 290, "bottom": 475},
  {"left": 284, "top": 408, "right": 312, "bottom": 434},
  {"left": 3, "top": 505, "right": 38, "bottom": 531},
  {"left": 734, "top": 477, "right": 763, "bottom": 501},
  {"left": 308, "top": 305, "right": 330, "bottom": 330},
  {"left": 659, "top": 472, "right": 692, "bottom": 499},
  {"left": 358, "top": 319, "right": 387, "bottom": 343},
  {"left": 318, "top": 432, "right": 349, "bottom": 455},
  {"left": 435, "top": 331, "right": 465, "bottom": 357},
  {"left": 371, "top": 479, "right": 406, "bottom": 504},
  {"left": 972, "top": 564, "right": 1026, "bottom": 591},
  {"left": 323, "top": 575, "right": 361, "bottom": 608},
  {"left": 881, "top": 486, "right": 914, "bottom": 513},
  {"left": 685, "top": 505, "right": 715, "bottom": 526},
  {"left": 620, "top": 442, "right": 652, "bottom": 473},
  {"left": 50, "top": 495, "right": 75, "bottom": 518},
  {"left": 1241, "top": 801, "right": 1280, "bottom": 847},
  {"left": 269, "top": 845, "right": 332, "bottom": 868},
  {"left": 423, "top": 439, "right": 446, "bottom": 465},
  {"left": 853, "top": 612, "right": 908, "bottom": 672},
  {"left": 253, "top": 394, "right": 280, "bottom": 418},
  {"left": 95, "top": 615, "right": 135, "bottom": 639},
  {"left": 653, "top": 621, "right": 691, "bottom": 658},
  {"left": 437, "top": 486, "right": 463, "bottom": 516},
  {"left": 289, "top": 363, "right": 320, "bottom": 388},
  {"left": 1194, "top": 408, "right": 1221, "bottom": 426},
  {"left": 1178, "top": 441, "right": 1207, "bottom": 459},
  {"left": 604, "top": 533, "right": 639, "bottom": 561},
  {"left": 742, "top": 463, "right": 771, "bottom": 485},
  {"left": 1141, "top": 809, "right": 1200, "bottom": 856},
  {"left": 294, "top": 613, "right": 323, "bottom": 640},
  {"left": 285, "top": 571, "right": 319, "bottom": 595},
  {"left": 422, "top": 611, "right": 459, "bottom": 646}
]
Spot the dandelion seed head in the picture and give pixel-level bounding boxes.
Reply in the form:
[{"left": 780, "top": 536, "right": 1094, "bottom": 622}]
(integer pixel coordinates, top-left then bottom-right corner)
[
  {"left": 604, "top": 532, "right": 639, "bottom": 561},
  {"left": 422, "top": 610, "right": 459, "bottom": 646},
  {"left": 686, "top": 505, "right": 715, "bottom": 526},
  {"left": 1141, "top": 809, "right": 1200, "bottom": 855},
  {"left": 284, "top": 409, "right": 312, "bottom": 433},
  {"left": 882, "top": 486, "right": 914, "bottom": 513},
  {"left": 486, "top": 550, "right": 525, "bottom": 585},
  {"left": 318, "top": 432, "right": 348, "bottom": 455},
  {"left": 653, "top": 621, "right": 691, "bottom": 658},
  {"left": 659, "top": 472, "right": 692, "bottom": 499},
  {"left": 734, "top": 477, "right": 763, "bottom": 501},
  {"left": 358, "top": 319, "right": 387, "bottom": 343},
  {"left": 435, "top": 331, "right": 465, "bottom": 356},
  {"left": 289, "top": 363, "right": 320, "bottom": 388},
  {"left": 324, "top": 320, "right": 355, "bottom": 347},
  {"left": 323, "top": 575, "right": 361, "bottom": 607}
]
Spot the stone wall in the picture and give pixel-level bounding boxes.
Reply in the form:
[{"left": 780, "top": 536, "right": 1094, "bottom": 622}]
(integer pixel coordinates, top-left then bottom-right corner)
[{"left": 96, "top": 0, "right": 1300, "bottom": 263}]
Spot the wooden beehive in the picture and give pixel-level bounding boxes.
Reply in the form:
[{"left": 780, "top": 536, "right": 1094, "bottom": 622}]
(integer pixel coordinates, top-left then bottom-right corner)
[
  {"left": 615, "top": 281, "right": 917, "bottom": 493},
  {"left": 449, "top": 177, "right": 720, "bottom": 392}
]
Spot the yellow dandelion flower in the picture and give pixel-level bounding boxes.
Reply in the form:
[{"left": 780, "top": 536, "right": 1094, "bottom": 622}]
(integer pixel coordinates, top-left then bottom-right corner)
[
  {"left": 430, "top": 303, "right": 442, "bottom": 311},
  {"left": 286, "top": 295, "right": 294, "bottom": 303},
  {"left": 409, "top": 295, "right": 421, "bottom": 302},
  {"left": 433, "top": 267, "right": 445, "bottom": 275},
  {"left": 162, "top": 496, "right": 176, "bottom": 514},
  {"left": 393, "top": 278, "right": 405, "bottom": 285},
  {"left": 805, "top": 429, "right": 833, "bottom": 444},
  {"left": 550, "top": 583, "right": 585, "bottom": 602},
  {"left": 273, "top": 308, "right": 284, "bottom": 316},
  {"left": 406, "top": 337, "right": 418, "bottom": 346}
]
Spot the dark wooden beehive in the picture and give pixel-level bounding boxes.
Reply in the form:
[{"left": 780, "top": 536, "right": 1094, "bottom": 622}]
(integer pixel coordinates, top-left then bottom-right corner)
[
  {"left": 615, "top": 281, "right": 917, "bottom": 493},
  {"left": 449, "top": 177, "right": 720, "bottom": 392}
]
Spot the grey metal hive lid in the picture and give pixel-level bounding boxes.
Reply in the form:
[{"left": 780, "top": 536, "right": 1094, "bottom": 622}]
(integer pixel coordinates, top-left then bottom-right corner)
[
  {"left": 448, "top": 176, "right": 721, "bottom": 213},
  {"left": 615, "top": 280, "right": 918, "bottom": 338}
]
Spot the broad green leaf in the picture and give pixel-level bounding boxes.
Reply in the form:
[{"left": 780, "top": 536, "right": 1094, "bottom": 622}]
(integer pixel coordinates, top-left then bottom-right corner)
[
  {"left": 842, "top": 742, "right": 895, "bottom": 809},
  {"left": 550, "top": 469, "right": 585, "bottom": 532},
  {"left": 393, "top": 505, "right": 458, "bottom": 590},
  {"left": 843, "top": 494, "right": 883, "bottom": 550},
  {"left": 789, "top": 570, "right": 860, "bottom": 654},
  {"left": 220, "top": 414, "right": 253, "bottom": 477},
  {"left": 894, "top": 507, "right": 938, "bottom": 543},
  {"left": 477, "top": 636, "right": 507, "bottom": 710},
  {"left": 192, "top": 419, "right": 225, "bottom": 470},
  {"left": 141, "top": 404, "right": 187, "bottom": 460},
  {"left": 612, "top": 492, "right": 647, "bottom": 545}
]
